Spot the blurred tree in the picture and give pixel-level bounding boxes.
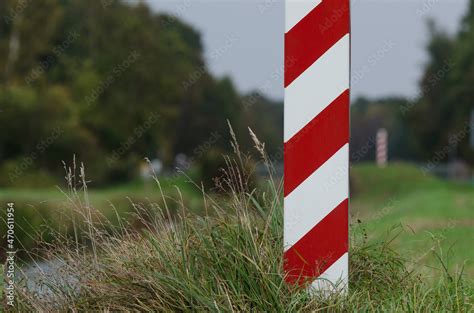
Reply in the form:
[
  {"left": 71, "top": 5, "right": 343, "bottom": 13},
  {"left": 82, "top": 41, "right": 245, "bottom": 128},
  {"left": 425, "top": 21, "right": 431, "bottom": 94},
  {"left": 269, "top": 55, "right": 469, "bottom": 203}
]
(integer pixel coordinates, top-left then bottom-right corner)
[
  {"left": 0, "top": 0, "right": 284, "bottom": 186},
  {"left": 409, "top": 1, "right": 474, "bottom": 165},
  {"left": 0, "top": 0, "right": 63, "bottom": 84}
]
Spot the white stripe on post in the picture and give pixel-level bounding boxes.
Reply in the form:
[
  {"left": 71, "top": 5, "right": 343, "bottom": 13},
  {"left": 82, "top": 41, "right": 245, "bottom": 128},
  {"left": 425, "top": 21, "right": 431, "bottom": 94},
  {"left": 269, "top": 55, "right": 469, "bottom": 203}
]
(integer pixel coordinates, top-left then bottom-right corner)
[
  {"left": 284, "top": 0, "right": 350, "bottom": 291},
  {"left": 285, "top": 0, "right": 322, "bottom": 32}
]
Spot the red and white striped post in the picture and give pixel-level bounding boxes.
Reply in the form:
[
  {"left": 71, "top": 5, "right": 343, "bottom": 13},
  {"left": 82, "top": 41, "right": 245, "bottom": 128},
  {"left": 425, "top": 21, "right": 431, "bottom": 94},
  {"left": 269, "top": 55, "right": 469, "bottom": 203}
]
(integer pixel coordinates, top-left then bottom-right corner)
[
  {"left": 376, "top": 128, "right": 388, "bottom": 168},
  {"left": 284, "top": 0, "right": 350, "bottom": 291}
]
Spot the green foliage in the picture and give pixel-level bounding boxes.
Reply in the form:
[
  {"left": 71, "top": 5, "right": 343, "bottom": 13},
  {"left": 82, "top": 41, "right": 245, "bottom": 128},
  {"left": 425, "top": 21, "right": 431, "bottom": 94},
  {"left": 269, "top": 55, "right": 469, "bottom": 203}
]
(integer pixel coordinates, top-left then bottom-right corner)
[
  {"left": 408, "top": 1, "right": 474, "bottom": 164},
  {"left": 0, "top": 0, "right": 283, "bottom": 186}
]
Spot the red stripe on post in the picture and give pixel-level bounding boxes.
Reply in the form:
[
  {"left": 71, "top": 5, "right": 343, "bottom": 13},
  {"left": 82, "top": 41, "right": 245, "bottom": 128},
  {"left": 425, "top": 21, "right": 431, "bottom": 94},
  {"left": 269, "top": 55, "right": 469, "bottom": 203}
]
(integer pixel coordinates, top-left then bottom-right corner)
[
  {"left": 283, "top": 199, "right": 349, "bottom": 285},
  {"left": 284, "top": 0, "right": 350, "bottom": 87},
  {"left": 284, "top": 90, "right": 349, "bottom": 197}
]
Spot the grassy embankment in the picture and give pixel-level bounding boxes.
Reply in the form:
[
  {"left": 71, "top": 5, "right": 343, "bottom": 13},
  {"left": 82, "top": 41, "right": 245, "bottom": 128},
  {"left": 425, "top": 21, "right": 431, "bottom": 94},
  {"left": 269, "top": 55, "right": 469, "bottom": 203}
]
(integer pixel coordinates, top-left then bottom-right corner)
[
  {"left": 7, "top": 155, "right": 474, "bottom": 311},
  {"left": 351, "top": 163, "right": 474, "bottom": 277}
]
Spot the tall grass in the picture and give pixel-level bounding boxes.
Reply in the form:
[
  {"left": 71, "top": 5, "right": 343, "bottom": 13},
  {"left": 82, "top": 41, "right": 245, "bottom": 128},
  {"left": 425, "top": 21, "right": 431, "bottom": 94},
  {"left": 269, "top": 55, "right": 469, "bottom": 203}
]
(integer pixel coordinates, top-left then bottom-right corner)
[{"left": 13, "top": 133, "right": 474, "bottom": 312}]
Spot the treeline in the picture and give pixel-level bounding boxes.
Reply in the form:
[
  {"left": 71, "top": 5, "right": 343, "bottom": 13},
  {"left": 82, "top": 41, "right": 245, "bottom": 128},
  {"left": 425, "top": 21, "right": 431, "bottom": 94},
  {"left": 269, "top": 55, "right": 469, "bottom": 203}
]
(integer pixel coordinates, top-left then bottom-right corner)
[
  {"left": 351, "top": 1, "right": 474, "bottom": 166},
  {"left": 1, "top": 0, "right": 472, "bottom": 188},
  {"left": 0, "top": 0, "right": 282, "bottom": 187}
]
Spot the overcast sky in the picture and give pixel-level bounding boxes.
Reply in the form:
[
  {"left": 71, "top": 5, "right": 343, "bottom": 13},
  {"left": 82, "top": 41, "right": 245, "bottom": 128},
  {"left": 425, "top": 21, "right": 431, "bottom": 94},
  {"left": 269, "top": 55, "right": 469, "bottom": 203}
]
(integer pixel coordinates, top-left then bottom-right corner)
[{"left": 147, "top": 0, "right": 469, "bottom": 101}]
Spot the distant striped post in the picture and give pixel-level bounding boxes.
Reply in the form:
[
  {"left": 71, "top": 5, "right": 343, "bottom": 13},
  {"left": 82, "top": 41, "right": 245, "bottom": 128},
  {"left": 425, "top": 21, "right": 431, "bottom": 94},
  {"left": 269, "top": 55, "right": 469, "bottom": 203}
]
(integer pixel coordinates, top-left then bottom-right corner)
[
  {"left": 284, "top": 0, "right": 350, "bottom": 291},
  {"left": 376, "top": 128, "right": 388, "bottom": 168},
  {"left": 470, "top": 109, "right": 474, "bottom": 150}
]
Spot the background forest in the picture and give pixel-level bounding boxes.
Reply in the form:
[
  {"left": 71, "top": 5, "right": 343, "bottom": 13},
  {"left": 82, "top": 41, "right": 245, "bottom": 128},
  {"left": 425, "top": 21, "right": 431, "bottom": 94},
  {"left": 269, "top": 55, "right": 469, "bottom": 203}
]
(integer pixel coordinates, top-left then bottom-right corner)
[
  {"left": 0, "top": 0, "right": 473, "bottom": 189},
  {"left": 0, "top": 0, "right": 283, "bottom": 188}
]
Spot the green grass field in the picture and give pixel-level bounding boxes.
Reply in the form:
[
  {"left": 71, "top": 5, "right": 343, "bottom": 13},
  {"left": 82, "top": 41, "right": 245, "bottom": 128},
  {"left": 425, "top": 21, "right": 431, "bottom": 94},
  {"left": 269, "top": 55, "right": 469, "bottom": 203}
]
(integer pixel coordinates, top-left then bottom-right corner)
[{"left": 351, "top": 163, "right": 474, "bottom": 277}]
